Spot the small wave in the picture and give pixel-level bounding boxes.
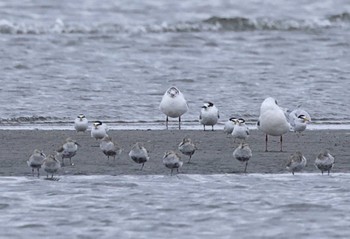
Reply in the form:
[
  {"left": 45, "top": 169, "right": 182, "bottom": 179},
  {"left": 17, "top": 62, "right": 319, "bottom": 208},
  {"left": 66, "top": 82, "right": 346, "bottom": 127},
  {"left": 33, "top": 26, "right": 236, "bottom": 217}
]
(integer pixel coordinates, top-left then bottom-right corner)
[{"left": 1, "top": 13, "right": 349, "bottom": 35}]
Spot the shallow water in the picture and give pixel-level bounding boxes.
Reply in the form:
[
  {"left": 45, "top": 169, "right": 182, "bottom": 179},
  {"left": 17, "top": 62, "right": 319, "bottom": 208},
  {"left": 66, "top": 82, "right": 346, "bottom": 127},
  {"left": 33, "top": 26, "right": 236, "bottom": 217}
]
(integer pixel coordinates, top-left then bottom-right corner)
[
  {"left": 1, "top": 174, "right": 350, "bottom": 238},
  {"left": 1, "top": 0, "right": 350, "bottom": 127}
]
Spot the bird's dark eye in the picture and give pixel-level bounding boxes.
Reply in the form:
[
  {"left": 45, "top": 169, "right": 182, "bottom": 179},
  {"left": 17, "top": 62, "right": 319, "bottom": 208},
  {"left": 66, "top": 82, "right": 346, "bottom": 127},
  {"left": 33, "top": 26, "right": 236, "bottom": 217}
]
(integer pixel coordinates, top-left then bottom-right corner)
[{"left": 275, "top": 100, "right": 278, "bottom": 105}]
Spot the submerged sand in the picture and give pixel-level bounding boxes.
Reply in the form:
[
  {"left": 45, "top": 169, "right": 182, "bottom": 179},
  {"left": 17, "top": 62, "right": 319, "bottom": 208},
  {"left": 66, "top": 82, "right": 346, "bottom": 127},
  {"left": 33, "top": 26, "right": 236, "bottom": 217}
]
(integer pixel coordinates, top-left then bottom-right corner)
[{"left": 0, "top": 129, "right": 349, "bottom": 176}]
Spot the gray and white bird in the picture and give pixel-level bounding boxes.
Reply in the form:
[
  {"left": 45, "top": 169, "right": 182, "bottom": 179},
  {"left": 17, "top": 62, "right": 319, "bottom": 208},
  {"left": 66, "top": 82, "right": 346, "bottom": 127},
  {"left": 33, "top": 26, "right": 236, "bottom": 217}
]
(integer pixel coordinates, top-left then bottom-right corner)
[
  {"left": 178, "top": 137, "right": 196, "bottom": 163},
  {"left": 27, "top": 149, "right": 46, "bottom": 177},
  {"left": 231, "top": 118, "right": 249, "bottom": 143},
  {"left": 128, "top": 142, "right": 150, "bottom": 170},
  {"left": 199, "top": 102, "right": 220, "bottom": 131},
  {"left": 286, "top": 151, "right": 307, "bottom": 175},
  {"left": 74, "top": 114, "right": 89, "bottom": 133},
  {"left": 91, "top": 121, "right": 108, "bottom": 140},
  {"left": 100, "top": 135, "right": 122, "bottom": 160},
  {"left": 42, "top": 154, "right": 61, "bottom": 179},
  {"left": 223, "top": 117, "right": 237, "bottom": 135},
  {"left": 315, "top": 149, "right": 335, "bottom": 175},
  {"left": 258, "top": 97, "right": 290, "bottom": 152},
  {"left": 159, "top": 86, "right": 189, "bottom": 130},
  {"left": 56, "top": 137, "right": 80, "bottom": 166},
  {"left": 289, "top": 109, "right": 311, "bottom": 134},
  {"left": 233, "top": 143, "right": 252, "bottom": 173},
  {"left": 163, "top": 150, "right": 183, "bottom": 175}
]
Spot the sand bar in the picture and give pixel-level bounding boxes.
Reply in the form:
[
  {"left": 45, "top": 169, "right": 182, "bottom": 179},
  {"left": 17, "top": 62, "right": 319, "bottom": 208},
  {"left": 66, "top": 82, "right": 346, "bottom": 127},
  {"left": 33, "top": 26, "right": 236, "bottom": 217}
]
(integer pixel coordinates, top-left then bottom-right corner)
[{"left": 0, "top": 129, "right": 349, "bottom": 177}]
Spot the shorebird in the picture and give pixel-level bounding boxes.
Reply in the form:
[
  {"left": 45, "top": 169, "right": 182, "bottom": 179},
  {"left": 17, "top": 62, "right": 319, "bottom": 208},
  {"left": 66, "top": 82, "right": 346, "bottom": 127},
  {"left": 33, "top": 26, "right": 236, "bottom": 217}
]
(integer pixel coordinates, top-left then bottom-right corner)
[
  {"left": 74, "top": 114, "right": 88, "bottom": 132},
  {"left": 224, "top": 117, "right": 237, "bottom": 135},
  {"left": 128, "top": 142, "right": 150, "bottom": 170},
  {"left": 199, "top": 102, "right": 220, "bottom": 131},
  {"left": 27, "top": 149, "right": 46, "bottom": 177},
  {"left": 289, "top": 109, "right": 311, "bottom": 134},
  {"left": 232, "top": 143, "right": 252, "bottom": 173},
  {"left": 178, "top": 136, "right": 197, "bottom": 163},
  {"left": 163, "top": 150, "right": 183, "bottom": 175},
  {"left": 91, "top": 121, "right": 108, "bottom": 140},
  {"left": 231, "top": 118, "right": 249, "bottom": 143},
  {"left": 286, "top": 151, "right": 307, "bottom": 175},
  {"left": 159, "top": 86, "right": 189, "bottom": 129},
  {"left": 315, "top": 149, "right": 335, "bottom": 175},
  {"left": 56, "top": 137, "right": 80, "bottom": 166},
  {"left": 100, "top": 135, "right": 122, "bottom": 160},
  {"left": 42, "top": 154, "right": 61, "bottom": 179},
  {"left": 258, "top": 97, "right": 290, "bottom": 151}
]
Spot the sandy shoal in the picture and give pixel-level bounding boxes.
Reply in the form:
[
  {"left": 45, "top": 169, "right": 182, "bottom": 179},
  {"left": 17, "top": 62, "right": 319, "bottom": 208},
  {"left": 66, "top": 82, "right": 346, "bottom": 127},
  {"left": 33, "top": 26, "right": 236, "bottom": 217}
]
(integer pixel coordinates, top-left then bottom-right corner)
[{"left": 0, "top": 129, "right": 349, "bottom": 176}]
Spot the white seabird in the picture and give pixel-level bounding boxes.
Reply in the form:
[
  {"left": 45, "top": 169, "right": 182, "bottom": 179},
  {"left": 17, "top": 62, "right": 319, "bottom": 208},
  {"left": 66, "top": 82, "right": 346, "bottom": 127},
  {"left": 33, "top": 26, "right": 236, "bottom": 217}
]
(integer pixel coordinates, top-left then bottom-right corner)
[
  {"left": 91, "top": 121, "right": 108, "bottom": 140},
  {"left": 74, "top": 114, "right": 89, "bottom": 133},
  {"left": 159, "top": 86, "right": 189, "bottom": 129},
  {"left": 258, "top": 97, "right": 290, "bottom": 151},
  {"left": 231, "top": 118, "right": 249, "bottom": 143},
  {"left": 199, "top": 102, "right": 220, "bottom": 131}
]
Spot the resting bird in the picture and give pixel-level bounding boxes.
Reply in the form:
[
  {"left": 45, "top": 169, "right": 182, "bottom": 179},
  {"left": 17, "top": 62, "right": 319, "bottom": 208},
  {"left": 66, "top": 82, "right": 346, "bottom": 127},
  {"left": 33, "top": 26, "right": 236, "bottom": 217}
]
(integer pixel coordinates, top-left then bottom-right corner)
[
  {"left": 91, "top": 121, "right": 108, "bottom": 140},
  {"left": 286, "top": 151, "right": 307, "bottom": 175},
  {"left": 42, "top": 154, "right": 61, "bottom": 179},
  {"left": 178, "top": 137, "right": 197, "bottom": 163},
  {"left": 232, "top": 143, "right": 252, "bottom": 173},
  {"left": 100, "top": 135, "right": 122, "bottom": 160},
  {"left": 224, "top": 117, "right": 237, "bottom": 135},
  {"left": 128, "top": 142, "right": 150, "bottom": 170},
  {"left": 314, "top": 149, "right": 335, "bottom": 175},
  {"left": 27, "top": 149, "right": 46, "bottom": 177},
  {"left": 289, "top": 108, "right": 311, "bottom": 134},
  {"left": 56, "top": 137, "right": 80, "bottom": 166},
  {"left": 163, "top": 150, "right": 183, "bottom": 175}
]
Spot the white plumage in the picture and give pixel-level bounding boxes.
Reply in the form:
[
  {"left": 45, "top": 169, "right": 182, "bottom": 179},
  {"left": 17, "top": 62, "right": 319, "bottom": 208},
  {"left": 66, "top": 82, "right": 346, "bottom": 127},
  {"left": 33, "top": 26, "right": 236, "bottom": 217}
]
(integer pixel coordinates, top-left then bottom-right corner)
[{"left": 199, "top": 102, "right": 220, "bottom": 131}]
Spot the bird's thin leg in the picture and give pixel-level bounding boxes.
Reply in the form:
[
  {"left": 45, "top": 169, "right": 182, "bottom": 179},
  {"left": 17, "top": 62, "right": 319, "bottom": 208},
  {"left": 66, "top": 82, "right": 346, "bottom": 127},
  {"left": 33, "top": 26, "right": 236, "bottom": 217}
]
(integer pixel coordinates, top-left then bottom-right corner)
[
  {"left": 32, "top": 168, "right": 34, "bottom": 177},
  {"left": 171, "top": 169, "right": 173, "bottom": 176},
  {"left": 188, "top": 155, "right": 192, "bottom": 163},
  {"left": 328, "top": 170, "right": 330, "bottom": 175},
  {"left": 203, "top": 125, "right": 206, "bottom": 131},
  {"left": 61, "top": 157, "right": 65, "bottom": 167},
  {"left": 69, "top": 158, "right": 73, "bottom": 166},
  {"left": 244, "top": 162, "right": 248, "bottom": 173},
  {"left": 37, "top": 168, "right": 40, "bottom": 178},
  {"left": 140, "top": 163, "right": 145, "bottom": 171},
  {"left": 265, "top": 134, "right": 268, "bottom": 152},
  {"left": 280, "top": 135, "right": 283, "bottom": 152},
  {"left": 212, "top": 125, "right": 214, "bottom": 131},
  {"left": 322, "top": 171, "right": 324, "bottom": 175},
  {"left": 166, "top": 116, "right": 169, "bottom": 130},
  {"left": 178, "top": 117, "right": 181, "bottom": 130}
]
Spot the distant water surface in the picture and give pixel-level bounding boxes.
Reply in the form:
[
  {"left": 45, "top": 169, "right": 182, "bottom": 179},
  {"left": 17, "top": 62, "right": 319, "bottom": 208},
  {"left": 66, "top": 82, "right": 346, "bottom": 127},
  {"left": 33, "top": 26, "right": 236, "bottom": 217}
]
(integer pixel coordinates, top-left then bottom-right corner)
[
  {"left": 1, "top": 0, "right": 350, "bottom": 127},
  {"left": 1, "top": 174, "right": 350, "bottom": 238}
]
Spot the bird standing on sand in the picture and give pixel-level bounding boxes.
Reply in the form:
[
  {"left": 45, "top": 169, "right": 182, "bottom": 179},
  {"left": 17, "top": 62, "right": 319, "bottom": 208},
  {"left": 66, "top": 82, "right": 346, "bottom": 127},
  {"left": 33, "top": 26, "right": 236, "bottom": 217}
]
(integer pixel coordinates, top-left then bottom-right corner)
[
  {"left": 56, "top": 137, "right": 80, "bottom": 166},
  {"left": 232, "top": 143, "right": 252, "bottom": 173},
  {"left": 231, "top": 118, "right": 249, "bottom": 143},
  {"left": 27, "top": 149, "right": 46, "bottom": 177},
  {"left": 163, "top": 150, "right": 183, "bottom": 175},
  {"left": 42, "top": 154, "right": 61, "bottom": 179},
  {"left": 199, "top": 102, "right": 220, "bottom": 131},
  {"left": 128, "top": 142, "right": 150, "bottom": 170},
  {"left": 91, "top": 121, "right": 108, "bottom": 140},
  {"left": 258, "top": 97, "right": 290, "bottom": 151},
  {"left": 159, "top": 86, "right": 189, "bottom": 129},
  {"left": 289, "top": 109, "right": 311, "bottom": 134},
  {"left": 315, "top": 149, "right": 335, "bottom": 175},
  {"left": 178, "top": 137, "right": 196, "bottom": 163},
  {"left": 100, "top": 135, "right": 122, "bottom": 160},
  {"left": 286, "top": 151, "right": 307, "bottom": 175},
  {"left": 74, "top": 114, "right": 88, "bottom": 133},
  {"left": 224, "top": 117, "right": 237, "bottom": 135}
]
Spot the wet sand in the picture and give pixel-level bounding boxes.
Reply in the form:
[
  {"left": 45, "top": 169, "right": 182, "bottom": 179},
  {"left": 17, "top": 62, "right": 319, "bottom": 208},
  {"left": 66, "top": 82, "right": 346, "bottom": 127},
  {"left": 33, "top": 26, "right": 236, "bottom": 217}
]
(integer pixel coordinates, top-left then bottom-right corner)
[{"left": 0, "top": 129, "right": 349, "bottom": 176}]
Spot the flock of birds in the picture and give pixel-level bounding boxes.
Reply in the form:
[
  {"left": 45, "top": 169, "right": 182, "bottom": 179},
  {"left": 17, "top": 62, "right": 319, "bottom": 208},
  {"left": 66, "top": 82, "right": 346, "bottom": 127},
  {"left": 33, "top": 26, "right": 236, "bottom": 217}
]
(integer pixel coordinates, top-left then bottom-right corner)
[{"left": 27, "top": 86, "right": 335, "bottom": 179}]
